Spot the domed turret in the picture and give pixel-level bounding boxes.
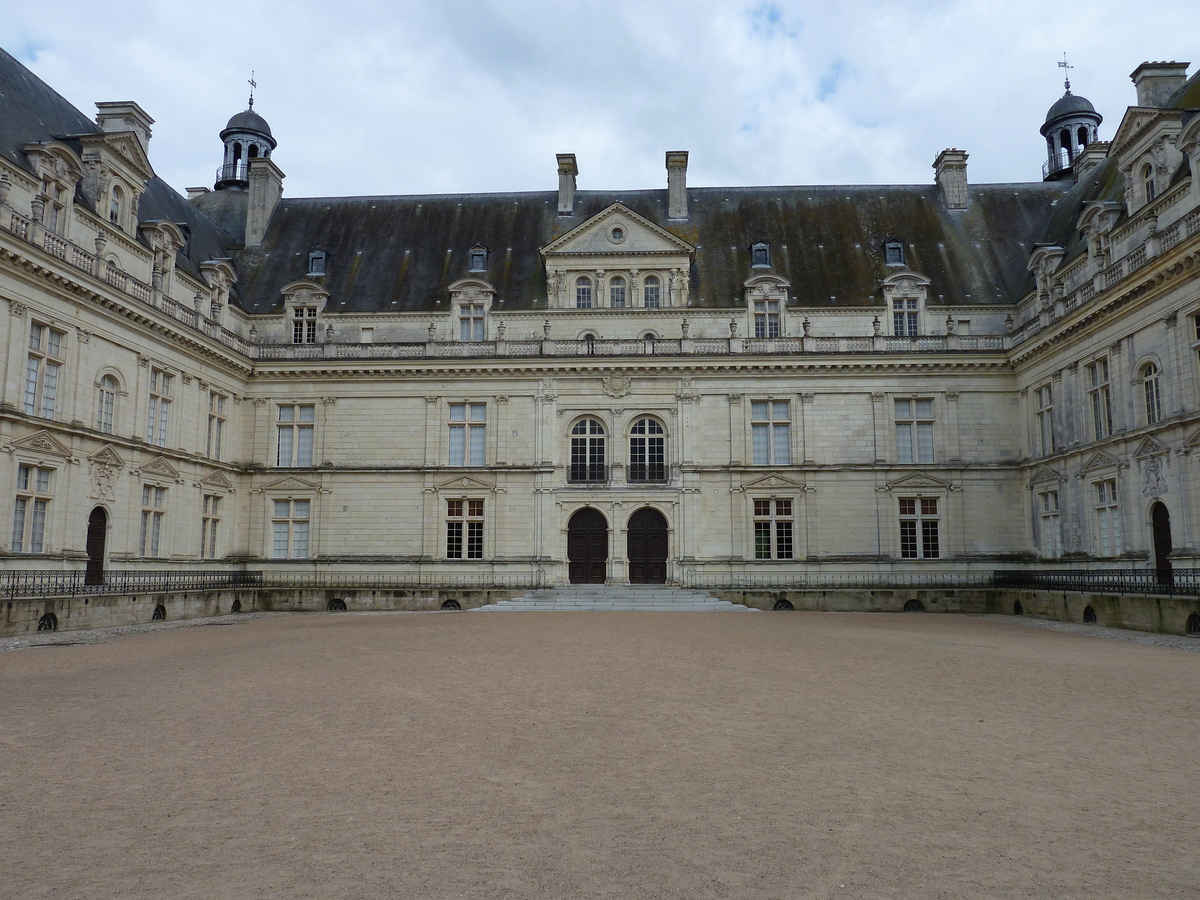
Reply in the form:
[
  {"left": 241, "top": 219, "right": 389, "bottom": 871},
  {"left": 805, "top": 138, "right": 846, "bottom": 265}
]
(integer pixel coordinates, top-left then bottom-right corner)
[
  {"left": 215, "top": 84, "right": 277, "bottom": 190},
  {"left": 1040, "top": 59, "right": 1102, "bottom": 181}
]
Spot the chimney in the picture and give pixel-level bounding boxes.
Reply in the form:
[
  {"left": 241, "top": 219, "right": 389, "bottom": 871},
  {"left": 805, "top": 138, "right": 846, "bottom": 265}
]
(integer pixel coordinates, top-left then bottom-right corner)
[
  {"left": 557, "top": 153, "right": 577, "bottom": 216},
  {"left": 245, "top": 155, "right": 285, "bottom": 246},
  {"left": 666, "top": 151, "right": 689, "bottom": 219},
  {"left": 933, "top": 149, "right": 969, "bottom": 210},
  {"left": 94, "top": 101, "right": 154, "bottom": 153},
  {"left": 1130, "top": 61, "right": 1190, "bottom": 107}
]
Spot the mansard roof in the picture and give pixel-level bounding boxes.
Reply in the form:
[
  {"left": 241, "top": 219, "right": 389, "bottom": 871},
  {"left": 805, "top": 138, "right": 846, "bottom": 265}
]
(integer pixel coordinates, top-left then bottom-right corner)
[{"left": 232, "top": 181, "right": 1064, "bottom": 315}]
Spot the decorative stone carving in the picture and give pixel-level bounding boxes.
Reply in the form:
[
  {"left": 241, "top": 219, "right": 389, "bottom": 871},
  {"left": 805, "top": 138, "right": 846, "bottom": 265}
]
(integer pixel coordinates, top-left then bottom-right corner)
[{"left": 602, "top": 375, "right": 631, "bottom": 398}]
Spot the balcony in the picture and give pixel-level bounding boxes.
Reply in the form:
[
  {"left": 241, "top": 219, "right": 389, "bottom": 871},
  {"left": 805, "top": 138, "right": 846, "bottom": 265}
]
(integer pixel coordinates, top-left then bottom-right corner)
[
  {"left": 567, "top": 464, "right": 608, "bottom": 484},
  {"left": 216, "top": 162, "right": 249, "bottom": 185}
]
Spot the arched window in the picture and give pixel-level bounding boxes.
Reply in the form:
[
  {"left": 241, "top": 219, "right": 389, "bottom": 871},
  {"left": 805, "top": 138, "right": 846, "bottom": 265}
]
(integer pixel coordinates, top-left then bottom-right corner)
[
  {"left": 1077, "top": 125, "right": 1090, "bottom": 149},
  {"left": 96, "top": 375, "right": 117, "bottom": 433},
  {"left": 575, "top": 276, "right": 593, "bottom": 309},
  {"left": 249, "top": 144, "right": 259, "bottom": 159},
  {"left": 629, "top": 417, "right": 666, "bottom": 483},
  {"left": 609, "top": 275, "right": 626, "bottom": 308},
  {"left": 1059, "top": 128, "right": 1073, "bottom": 161},
  {"left": 643, "top": 275, "right": 661, "bottom": 308},
  {"left": 1142, "top": 163, "right": 1156, "bottom": 202},
  {"left": 109, "top": 186, "right": 123, "bottom": 227},
  {"left": 1142, "top": 362, "right": 1162, "bottom": 425},
  {"left": 583, "top": 333, "right": 597, "bottom": 355},
  {"left": 569, "top": 418, "right": 606, "bottom": 483},
  {"left": 641, "top": 332, "right": 657, "bottom": 354},
  {"left": 751, "top": 241, "right": 771, "bottom": 267}
]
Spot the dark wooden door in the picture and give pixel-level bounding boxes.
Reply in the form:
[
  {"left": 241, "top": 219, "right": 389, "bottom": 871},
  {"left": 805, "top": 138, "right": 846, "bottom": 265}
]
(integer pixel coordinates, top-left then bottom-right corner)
[
  {"left": 85, "top": 507, "right": 107, "bottom": 586},
  {"left": 627, "top": 507, "right": 667, "bottom": 584},
  {"left": 1152, "top": 502, "right": 1173, "bottom": 587},
  {"left": 568, "top": 508, "right": 608, "bottom": 584}
]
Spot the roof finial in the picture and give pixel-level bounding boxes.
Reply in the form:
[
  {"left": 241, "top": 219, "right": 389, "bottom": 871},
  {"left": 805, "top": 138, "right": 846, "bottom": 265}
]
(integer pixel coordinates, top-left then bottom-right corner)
[
  {"left": 247, "top": 70, "right": 257, "bottom": 109},
  {"left": 1058, "top": 53, "right": 1073, "bottom": 94}
]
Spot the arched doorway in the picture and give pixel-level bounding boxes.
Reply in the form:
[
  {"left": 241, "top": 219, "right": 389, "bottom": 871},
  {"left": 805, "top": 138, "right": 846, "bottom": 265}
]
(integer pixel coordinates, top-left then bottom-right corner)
[
  {"left": 1151, "top": 501, "right": 1173, "bottom": 587},
  {"left": 567, "top": 508, "right": 608, "bottom": 584},
  {"left": 85, "top": 507, "right": 107, "bottom": 586},
  {"left": 627, "top": 507, "right": 668, "bottom": 584}
]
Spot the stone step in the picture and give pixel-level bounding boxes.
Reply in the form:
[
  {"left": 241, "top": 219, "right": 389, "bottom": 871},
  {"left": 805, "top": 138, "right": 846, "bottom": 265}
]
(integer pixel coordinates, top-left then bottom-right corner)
[{"left": 470, "top": 586, "right": 757, "bottom": 612}]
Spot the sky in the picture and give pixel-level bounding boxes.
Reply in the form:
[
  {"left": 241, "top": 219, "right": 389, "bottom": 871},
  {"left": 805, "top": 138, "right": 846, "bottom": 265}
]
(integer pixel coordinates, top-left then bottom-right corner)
[{"left": 5, "top": 0, "right": 1196, "bottom": 199}]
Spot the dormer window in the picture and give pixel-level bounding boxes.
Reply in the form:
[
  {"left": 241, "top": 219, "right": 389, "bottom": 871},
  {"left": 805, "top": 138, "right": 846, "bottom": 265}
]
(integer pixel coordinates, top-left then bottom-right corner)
[
  {"left": 575, "top": 276, "right": 593, "bottom": 309},
  {"left": 292, "top": 306, "right": 318, "bottom": 344},
  {"left": 109, "top": 186, "right": 124, "bottom": 228},
  {"left": 751, "top": 241, "right": 771, "bottom": 267},
  {"left": 468, "top": 245, "right": 488, "bottom": 272},
  {"left": 1142, "top": 164, "right": 1156, "bottom": 203},
  {"left": 885, "top": 239, "right": 906, "bottom": 266},
  {"left": 307, "top": 249, "right": 327, "bottom": 277}
]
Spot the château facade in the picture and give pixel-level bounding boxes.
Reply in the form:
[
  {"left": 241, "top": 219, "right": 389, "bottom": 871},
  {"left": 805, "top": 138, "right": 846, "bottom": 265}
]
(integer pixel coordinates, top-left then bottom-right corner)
[{"left": 2, "top": 49, "right": 1199, "bottom": 589}]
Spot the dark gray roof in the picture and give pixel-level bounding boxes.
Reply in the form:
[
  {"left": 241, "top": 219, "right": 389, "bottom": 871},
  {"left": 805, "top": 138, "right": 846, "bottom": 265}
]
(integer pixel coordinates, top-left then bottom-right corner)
[
  {"left": 222, "top": 108, "right": 273, "bottom": 141},
  {"left": 232, "top": 182, "right": 1065, "bottom": 315},
  {"left": 1043, "top": 91, "right": 1099, "bottom": 127}
]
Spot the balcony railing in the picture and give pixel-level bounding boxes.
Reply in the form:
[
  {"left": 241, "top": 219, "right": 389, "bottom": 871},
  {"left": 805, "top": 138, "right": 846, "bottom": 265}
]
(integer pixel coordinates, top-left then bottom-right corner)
[
  {"left": 567, "top": 464, "right": 609, "bottom": 484},
  {"left": 216, "top": 162, "right": 249, "bottom": 184}
]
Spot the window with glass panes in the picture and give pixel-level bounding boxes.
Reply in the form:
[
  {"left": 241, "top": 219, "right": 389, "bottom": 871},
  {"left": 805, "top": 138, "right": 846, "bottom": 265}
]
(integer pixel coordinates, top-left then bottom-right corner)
[
  {"left": 628, "top": 418, "right": 666, "bottom": 482},
  {"left": 1087, "top": 359, "right": 1113, "bottom": 439},
  {"left": 1094, "top": 479, "right": 1122, "bottom": 556},
  {"left": 753, "top": 498, "right": 794, "bottom": 559},
  {"left": 751, "top": 400, "right": 790, "bottom": 465},
  {"left": 448, "top": 403, "right": 486, "bottom": 466},
  {"left": 207, "top": 392, "right": 227, "bottom": 460},
  {"left": 1142, "top": 363, "right": 1162, "bottom": 425},
  {"left": 201, "top": 494, "right": 221, "bottom": 558},
  {"left": 96, "top": 375, "right": 117, "bottom": 434},
  {"left": 272, "top": 499, "right": 310, "bottom": 558},
  {"left": 1035, "top": 384, "right": 1054, "bottom": 455},
  {"left": 569, "top": 418, "right": 606, "bottom": 482},
  {"left": 643, "top": 275, "right": 661, "bottom": 308},
  {"left": 899, "top": 497, "right": 939, "bottom": 559},
  {"left": 1039, "top": 489, "right": 1062, "bottom": 557},
  {"left": 892, "top": 297, "right": 918, "bottom": 336},
  {"left": 754, "top": 299, "right": 781, "bottom": 337},
  {"left": 12, "top": 464, "right": 52, "bottom": 553},
  {"left": 25, "top": 322, "right": 63, "bottom": 418},
  {"left": 292, "top": 306, "right": 318, "bottom": 344},
  {"left": 609, "top": 276, "right": 626, "bottom": 308},
  {"left": 895, "top": 399, "right": 934, "bottom": 464},
  {"left": 446, "top": 499, "right": 484, "bottom": 559},
  {"left": 575, "top": 276, "right": 593, "bottom": 309},
  {"left": 277, "top": 404, "right": 315, "bottom": 466},
  {"left": 139, "top": 485, "right": 166, "bottom": 557},
  {"left": 146, "top": 368, "right": 172, "bottom": 447},
  {"left": 459, "top": 303, "right": 485, "bottom": 341}
]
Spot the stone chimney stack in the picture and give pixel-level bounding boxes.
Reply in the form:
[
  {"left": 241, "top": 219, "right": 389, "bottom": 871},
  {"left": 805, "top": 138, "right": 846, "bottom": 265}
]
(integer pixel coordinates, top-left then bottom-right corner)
[
  {"left": 557, "top": 154, "right": 578, "bottom": 216},
  {"left": 933, "top": 149, "right": 969, "bottom": 210},
  {"left": 1130, "top": 61, "right": 1190, "bottom": 107},
  {"left": 245, "top": 156, "right": 285, "bottom": 246},
  {"left": 95, "top": 101, "right": 154, "bottom": 153},
  {"left": 666, "top": 151, "right": 689, "bottom": 219}
]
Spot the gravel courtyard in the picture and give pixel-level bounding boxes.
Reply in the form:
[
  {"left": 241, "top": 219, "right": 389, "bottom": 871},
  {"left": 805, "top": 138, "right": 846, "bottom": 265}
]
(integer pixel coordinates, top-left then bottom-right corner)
[{"left": 2, "top": 611, "right": 1198, "bottom": 899}]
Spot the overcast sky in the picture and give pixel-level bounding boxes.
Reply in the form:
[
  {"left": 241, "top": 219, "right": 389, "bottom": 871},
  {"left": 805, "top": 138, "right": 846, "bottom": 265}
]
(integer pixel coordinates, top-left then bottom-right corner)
[{"left": 6, "top": 1, "right": 1196, "bottom": 199}]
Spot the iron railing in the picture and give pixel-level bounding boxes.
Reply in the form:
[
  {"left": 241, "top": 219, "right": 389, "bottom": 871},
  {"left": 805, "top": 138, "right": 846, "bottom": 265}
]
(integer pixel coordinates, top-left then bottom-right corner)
[
  {"left": 2, "top": 569, "right": 263, "bottom": 600},
  {"left": 681, "top": 570, "right": 998, "bottom": 591},
  {"left": 993, "top": 568, "right": 1200, "bottom": 597}
]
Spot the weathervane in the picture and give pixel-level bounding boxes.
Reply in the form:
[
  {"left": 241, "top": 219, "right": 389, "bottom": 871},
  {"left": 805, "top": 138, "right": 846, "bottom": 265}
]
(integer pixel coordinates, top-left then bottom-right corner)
[
  {"left": 1058, "top": 53, "right": 1073, "bottom": 93},
  {"left": 248, "top": 70, "right": 257, "bottom": 109}
]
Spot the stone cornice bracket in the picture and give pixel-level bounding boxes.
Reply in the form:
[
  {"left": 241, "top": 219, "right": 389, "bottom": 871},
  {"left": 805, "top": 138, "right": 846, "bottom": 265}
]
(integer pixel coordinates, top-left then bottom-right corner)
[{"left": 8, "top": 298, "right": 26, "bottom": 317}]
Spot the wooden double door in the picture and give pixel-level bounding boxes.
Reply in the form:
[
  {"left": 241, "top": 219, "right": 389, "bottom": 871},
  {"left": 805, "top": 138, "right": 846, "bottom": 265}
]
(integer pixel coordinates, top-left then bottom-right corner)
[
  {"left": 627, "top": 508, "right": 668, "bottom": 584},
  {"left": 567, "top": 507, "right": 668, "bottom": 584}
]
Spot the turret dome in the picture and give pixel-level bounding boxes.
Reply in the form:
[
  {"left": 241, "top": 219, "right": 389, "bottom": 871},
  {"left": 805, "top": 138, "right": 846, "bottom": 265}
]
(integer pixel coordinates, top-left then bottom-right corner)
[
  {"left": 1043, "top": 91, "right": 1097, "bottom": 126},
  {"left": 222, "top": 108, "right": 273, "bottom": 140}
]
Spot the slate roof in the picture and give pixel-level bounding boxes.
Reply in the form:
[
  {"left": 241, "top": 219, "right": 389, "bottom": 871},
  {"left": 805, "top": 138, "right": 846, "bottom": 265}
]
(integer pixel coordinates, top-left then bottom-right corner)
[{"left": 233, "top": 181, "right": 1066, "bottom": 315}]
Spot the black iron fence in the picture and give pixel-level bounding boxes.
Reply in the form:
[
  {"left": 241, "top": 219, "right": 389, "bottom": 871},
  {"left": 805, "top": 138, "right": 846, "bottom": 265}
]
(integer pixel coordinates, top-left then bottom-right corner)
[
  {"left": 2, "top": 569, "right": 263, "bottom": 600},
  {"left": 994, "top": 568, "right": 1200, "bottom": 597}
]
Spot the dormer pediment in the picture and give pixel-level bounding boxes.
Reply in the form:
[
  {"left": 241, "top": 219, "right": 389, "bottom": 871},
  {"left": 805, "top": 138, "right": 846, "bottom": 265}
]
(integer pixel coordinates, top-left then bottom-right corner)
[
  {"left": 541, "top": 203, "right": 694, "bottom": 259},
  {"left": 1081, "top": 450, "right": 1119, "bottom": 473},
  {"left": 79, "top": 131, "right": 154, "bottom": 182},
  {"left": 881, "top": 270, "right": 931, "bottom": 295}
]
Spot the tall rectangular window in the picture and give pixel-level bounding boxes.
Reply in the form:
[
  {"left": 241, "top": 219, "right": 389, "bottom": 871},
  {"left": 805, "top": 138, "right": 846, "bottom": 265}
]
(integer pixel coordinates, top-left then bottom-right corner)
[
  {"left": 1039, "top": 489, "right": 1062, "bottom": 557},
  {"left": 446, "top": 499, "right": 484, "bottom": 559},
  {"left": 96, "top": 375, "right": 117, "bottom": 434},
  {"left": 459, "top": 303, "right": 485, "bottom": 341},
  {"left": 895, "top": 399, "right": 934, "bottom": 464},
  {"left": 1087, "top": 359, "right": 1113, "bottom": 440},
  {"left": 277, "top": 404, "right": 315, "bottom": 466},
  {"left": 1035, "top": 385, "right": 1054, "bottom": 456},
  {"left": 448, "top": 403, "right": 486, "bottom": 466},
  {"left": 139, "top": 485, "right": 166, "bottom": 557},
  {"left": 1142, "top": 363, "right": 1162, "bottom": 425},
  {"left": 899, "top": 497, "right": 940, "bottom": 559},
  {"left": 1094, "top": 479, "right": 1122, "bottom": 557},
  {"left": 892, "top": 298, "right": 918, "bottom": 336},
  {"left": 751, "top": 400, "right": 790, "bottom": 465},
  {"left": 12, "top": 465, "right": 52, "bottom": 553},
  {"left": 753, "top": 498, "right": 794, "bottom": 560},
  {"left": 146, "top": 368, "right": 172, "bottom": 447},
  {"left": 753, "top": 300, "right": 781, "bottom": 338},
  {"left": 201, "top": 494, "right": 221, "bottom": 558},
  {"left": 628, "top": 417, "right": 666, "bottom": 482},
  {"left": 292, "top": 307, "right": 318, "bottom": 344},
  {"left": 207, "top": 392, "right": 227, "bottom": 461},
  {"left": 25, "top": 322, "right": 63, "bottom": 418},
  {"left": 272, "top": 499, "right": 310, "bottom": 558}
]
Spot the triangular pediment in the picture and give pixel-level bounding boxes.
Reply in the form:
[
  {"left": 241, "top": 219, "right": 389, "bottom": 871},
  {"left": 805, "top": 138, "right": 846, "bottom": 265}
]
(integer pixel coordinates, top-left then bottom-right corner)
[
  {"left": 261, "top": 475, "right": 321, "bottom": 493},
  {"left": 542, "top": 203, "right": 694, "bottom": 257},
  {"left": 1133, "top": 436, "right": 1167, "bottom": 459},
  {"left": 198, "top": 470, "right": 234, "bottom": 491},
  {"left": 1029, "top": 464, "right": 1063, "bottom": 485},
  {"left": 11, "top": 430, "right": 71, "bottom": 457},
  {"left": 1081, "top": 450, "right": 1119, "bottom": 473},
  {"left": 885, "top": 472, "right": 952, "bottom": 492},
  {"left": 741, "top": 473, "right": 805, "bottom": 490},
  {"left": 138, "top": 456, "right": 181, "bottom": 481},
  {"left": 104, "top": 132, "right": 154, "bottom": 179},
  {"left": 88, "top": 444, "right": 125, "bottom": 467},
  {"left": 435, "top": 474, "right": 495, "bottom": 492},
  {"left": 1109, "top": 107, "right": 1167, "bottom": 155}
]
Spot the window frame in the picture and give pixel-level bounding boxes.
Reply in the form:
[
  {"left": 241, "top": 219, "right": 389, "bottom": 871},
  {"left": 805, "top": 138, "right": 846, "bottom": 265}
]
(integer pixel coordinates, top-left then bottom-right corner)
[
  {"left": 884, "top": 239, "right": 906, "bottom": 267},
  {"left": 12, "top": 463, "right": 53, "bottom": 553},
  {"left": 609, "top": 275, "right": 627, "bottom": 309},
  {"left": 459, "top": 301, "right": 486, "bottom": 341},
  {"left": 207, "top": 391, "right": 228, "bottom": 461},
  {"left": 894, "top": 398, "right": 935, "bottom": 464},
  {"left": 898, "top": 496, "right": 940, "bottom": 560},
  {"left": 291, "top": 306, "right": 318, "bottom": 344},
  {"left": 643, "top": 275, "right": 661, "bottom": 309},
  {"left": 569, "top": 417, "right": 607, "bottom": 483},
  {"left": 146, "top": 367, "right": 172, "bottom": 447},
  {"left": 96, "top": 374, "right": 118, "bottom": 434},
  {"left": 1093, "top": 478, "right": 1122, "bottom": 557},
  {"left": 276, "top": 403, "right": 316, "bottom": 467},
  {"left": 628, "top": 417, "right": 667, "bottom": 483},
  {"left": 751, "top": 241, "right": 771, "bottom": 267},
  {"left": 753, "top": 298, "right": 781, "bottom": 338},
  {"left": 753, "top": 497, "right": 794, "bottom": 560},
  {"left": 751, "top": 400, "right": 791, "bottom": 466},
  {"left": 445, "top": 498, "right": 485, "bottom": 559},
  {"left": 1038, "top": 488, "right": 1062, "bottom": 558},
  {"left": 575, "top": 275, "right": 593, "bottom": 309},
  {"left": 201, "top": 493, "right": 222, "bottom": 559},
  {"left": 1086, "top": 358, "right": 1113, "bottom": 440},
  {"left": 139, "top": 483, "right": 167, "bottom": 558},
  {"left": 1034, "top": 384, "right": 1054, "bottom": 456},
  {"left": 1141, "top": 362, "right": 1162, "bottom": 426},
  {"left": 448, "top": 402, "right": 486, "bottom": 467},
  {"left": 891, "top": 296, "right": 919, "bottom": 336},
  {"left": 271, "top": 497, "right": 311, "bottom": 559},
  {"left": 25, "top": 321, "right": 64, "bottom": 419}
]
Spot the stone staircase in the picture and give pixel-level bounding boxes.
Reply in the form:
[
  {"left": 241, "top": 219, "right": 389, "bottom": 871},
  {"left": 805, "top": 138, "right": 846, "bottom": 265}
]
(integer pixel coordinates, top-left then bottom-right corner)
[{"left": 470, "top": 585, "right": 758, "bottom": 612}]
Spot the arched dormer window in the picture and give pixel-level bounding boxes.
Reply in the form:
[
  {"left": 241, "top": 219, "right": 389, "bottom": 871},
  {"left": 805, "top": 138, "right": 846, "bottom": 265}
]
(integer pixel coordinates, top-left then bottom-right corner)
[
  {"left": 643, "top": 275, "right": 661, "bottom": 308},
  {"left": 468, "top": 244, "right": 488, "bottom": 272},
  {"left": 1142, "top": 163, "right": 1156, "bottom": 202},
  {"left": 307, "top": 249, "right": 327, "bottom": 277},
  {"left": 884, "top": 239, "right": 906, "bottom": 267},
  {"left": 751, "top": 241, "right": 771, "bottom": 267},
  {"left": 609, "top": 275, "right": 626, "bottom": 308},
  {"left": 109, "top": 186, "right": 123, "bottom": 228},
  {"left": 575, "top": 276, "right": 593, "bottom": 309},
  {"left": 569, "top": 418, "right": 607, "bottom": 483}
]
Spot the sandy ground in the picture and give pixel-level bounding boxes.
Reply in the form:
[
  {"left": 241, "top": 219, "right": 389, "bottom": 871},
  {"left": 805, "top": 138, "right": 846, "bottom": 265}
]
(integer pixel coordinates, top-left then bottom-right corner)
[{"left": 2, "top": 612, "right": 1198, "bottom": 900}]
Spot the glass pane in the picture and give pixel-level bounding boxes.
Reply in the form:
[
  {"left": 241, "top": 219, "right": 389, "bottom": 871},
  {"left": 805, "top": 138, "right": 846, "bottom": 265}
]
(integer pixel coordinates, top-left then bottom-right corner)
[
  {"left": 278, "top": 405, "right": 294, "bottom": 422},
  {"left": 772, "top": 424, "right": 790, "bottom": 464},
  {"left": 752, "top": 424, "right": 768, "bottom": 464},
  {"left": 469, "top": 424, "right": 485, "bottom": 465},
  {"left": 291, "top": 523, "right": 309, "bottom": 557},
  {"left": 895, "top": 400, "right": 910, "bottom": 418},
  {"left": 449, "top": 425, "right": 464, "bottom": 465},
  {"left": 916, "top": 423, "right": 934, "bottom": 462},
  {"left": 916, "top": 399, "right": 933, "bottom": 418},
  {"left": 896, "top": 423, "right": 912, "bottom": 463},
  {"left": 751, "top": 401, "right": 768, "bottom": 420},
  {"left": 293, "top": 500, "right": 310, "bottom": 518},
  {"left": 297, "top": 427, "right": 313, "bottom": 466},
  {"left": 277, "top": 429, "right": 293, "bottom": 466}
]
